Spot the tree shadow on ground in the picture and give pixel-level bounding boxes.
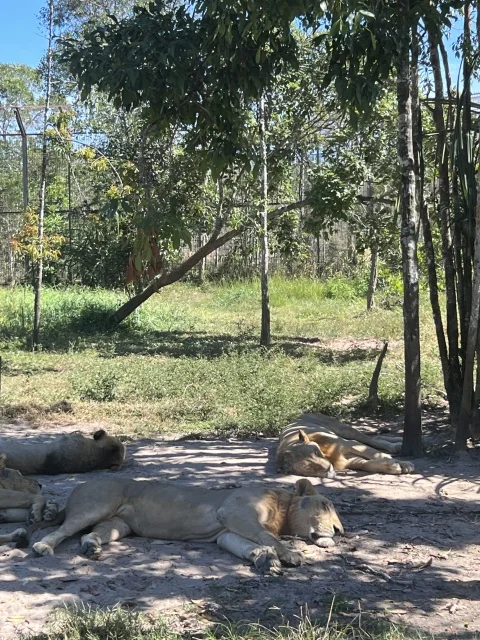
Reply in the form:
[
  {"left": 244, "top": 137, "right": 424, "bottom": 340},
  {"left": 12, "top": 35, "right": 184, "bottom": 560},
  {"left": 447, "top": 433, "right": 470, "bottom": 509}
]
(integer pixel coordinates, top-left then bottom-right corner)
[
  {"left": 1, "top": 433, "right": 480, "bottom": 637},
  {"left": 106, "top": 331, "right": 382, "bottom": 364}
]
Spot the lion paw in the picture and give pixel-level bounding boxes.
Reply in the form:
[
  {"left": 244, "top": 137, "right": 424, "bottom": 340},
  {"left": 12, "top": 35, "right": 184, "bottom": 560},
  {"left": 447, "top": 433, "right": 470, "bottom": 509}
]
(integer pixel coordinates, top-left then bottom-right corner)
[
  {"left": 13, "top": 528, "right": 28, "bottom": 548},
  {"left": 399, "top": 461, "right": 415, "bottom": 474},
  {"left": 27, "top": 506, "right": 44, "bottom": 525},
  {"left": 313, "top": 537, "right": 336, "bottom": 548},
  {"left": 80, "top": 540, "right": 102, "bottom": 560},
  {"left": 32, "top": 541, "right": 54, "bottom": 557},
  {"left": 388, "top": 443, "right": 402, "bottom": 454},
  {"left": 43, "top": 501, "right": 59, "bottom": 522},
  {"left": 279, "top": 549, "right": 305, "bottom": 567},
  {"left": 372, "top": 451, "right": 393, "bottom": 460},
  {"left": 249, "top": 546, "right": 282, "bottom": 575}
]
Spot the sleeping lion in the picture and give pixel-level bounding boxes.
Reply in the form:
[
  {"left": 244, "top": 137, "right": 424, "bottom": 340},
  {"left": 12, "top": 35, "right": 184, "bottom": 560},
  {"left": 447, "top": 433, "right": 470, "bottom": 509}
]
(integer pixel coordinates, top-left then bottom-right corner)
[
  {"left": 0, "top": 454, "right": 57, "bottom": 546},
  {"left": 276, "top": 413, "right": 414, "bottom": 477},
  {"left": 0, "top": 429, "right": 126, "bottom": 475},
  {"left": 30, "top": 477, "right": 343, "bottom": 573}
]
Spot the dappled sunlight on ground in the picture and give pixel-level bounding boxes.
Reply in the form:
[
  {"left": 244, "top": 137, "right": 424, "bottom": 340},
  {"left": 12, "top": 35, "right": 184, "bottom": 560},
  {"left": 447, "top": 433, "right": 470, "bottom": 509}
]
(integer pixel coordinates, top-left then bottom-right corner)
[{"left": 0, "top": 421, "right": 479, "bottom": 638}]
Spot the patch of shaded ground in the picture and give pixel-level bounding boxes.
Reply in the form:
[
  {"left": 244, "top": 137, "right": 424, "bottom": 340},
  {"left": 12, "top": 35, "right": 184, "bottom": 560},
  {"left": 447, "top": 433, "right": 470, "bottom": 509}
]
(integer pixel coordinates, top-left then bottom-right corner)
[{"left": 0, "top": 418, "right": 479, "bottom": 639}]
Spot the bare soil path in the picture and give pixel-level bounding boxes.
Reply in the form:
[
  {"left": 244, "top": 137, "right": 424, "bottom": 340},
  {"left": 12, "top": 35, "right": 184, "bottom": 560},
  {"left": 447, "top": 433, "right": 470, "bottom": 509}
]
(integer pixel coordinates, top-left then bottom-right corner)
[{"left": 0, "top": 419, "right": 479, "bottom": 638}]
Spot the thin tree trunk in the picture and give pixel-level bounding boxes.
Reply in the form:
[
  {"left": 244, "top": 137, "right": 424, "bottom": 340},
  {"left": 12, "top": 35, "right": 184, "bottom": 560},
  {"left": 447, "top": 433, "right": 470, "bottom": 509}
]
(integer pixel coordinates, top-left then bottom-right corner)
[
  {"left": 197, "top": 233, "right": 205, "bottom": 283},
  {"left": 367, "top": 341, "right": 389, "bottom": 410},
  {"left": 456, "top": 164, "right": 480, "bottom": 449},
  {"left": 258, "top": 92, "right": 270, "bottom": 347},
  {"left": 111, "top": 199, "right": 306, "bottom": 325},
  {"left": 397, "top": 16, "right": 423, "bottom": 457},
  {"left": 33, "top": 0, "right": 54, "bottom": 351},
  {"left": 367, "top": 245, "right": 378, "bottom": 311},
  {"left": 453, "top": 180, "right": 467, "bottom": 358},
  {"left": 472, "top": 332, "right": 480, "bottom": 436},
  {"left": 428, "top": 33, "right": 462, "bottom": 419}
]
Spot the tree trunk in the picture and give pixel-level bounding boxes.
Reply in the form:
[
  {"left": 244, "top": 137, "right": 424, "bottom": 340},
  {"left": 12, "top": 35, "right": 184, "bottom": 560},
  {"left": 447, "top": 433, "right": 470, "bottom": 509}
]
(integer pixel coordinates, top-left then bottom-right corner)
[
  {"left": 427, "top": 33, "right": 462, "bottom": 420},
  {"left": 367, "top": 341, "right": 389, "bottom": 410},
  {"left": 111, "top": 199, "right": 306, "bottom": 325},
  {"left": 456, "top": 164, "right": 480, "bottom": 449},
  {"left": 258, "top": 92, "right": 271, "bottom": 347},
  {"left": 397, "top": 16, "right": 423, "bottom": 457},
  {"left": 366, "top": 245, "right": 378, "bottom": 311},
  {"left": 33, "top": 0, "right": 54, "bottom": 351},
  {"left": 197, "top": 233, "right": 206, "bottom": 283}
]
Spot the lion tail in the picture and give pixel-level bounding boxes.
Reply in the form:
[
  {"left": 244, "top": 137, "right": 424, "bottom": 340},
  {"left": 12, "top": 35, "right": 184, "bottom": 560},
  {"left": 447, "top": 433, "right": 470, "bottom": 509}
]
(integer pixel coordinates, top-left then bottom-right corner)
[{"left": 16, "top": 509, "right": 66, "bottom": 548}]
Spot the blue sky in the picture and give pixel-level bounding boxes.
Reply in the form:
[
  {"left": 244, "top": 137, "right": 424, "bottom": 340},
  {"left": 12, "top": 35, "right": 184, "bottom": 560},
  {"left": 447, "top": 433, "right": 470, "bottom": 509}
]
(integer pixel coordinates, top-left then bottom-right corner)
[
  {"left": 0, "top": 0, "right": 46, "bottom": 67},
  {"left": 0, "top": 2, "right": 477, "bottom": 94}
]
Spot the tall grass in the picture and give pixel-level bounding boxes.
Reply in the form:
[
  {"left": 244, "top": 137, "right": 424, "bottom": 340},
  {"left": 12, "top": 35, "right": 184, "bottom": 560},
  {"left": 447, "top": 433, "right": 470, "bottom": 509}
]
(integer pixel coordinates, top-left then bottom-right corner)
[
  {"left": 21, "top": 604, "right": 433, "bottom": 640},
  {"left": 0, "top": 276, "right": 442, "bottom": 434}
]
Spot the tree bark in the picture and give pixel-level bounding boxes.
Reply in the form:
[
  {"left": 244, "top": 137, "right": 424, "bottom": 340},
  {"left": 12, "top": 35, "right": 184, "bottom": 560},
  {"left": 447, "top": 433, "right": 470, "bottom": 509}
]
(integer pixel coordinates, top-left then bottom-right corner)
[
  {"left": 397, "top": 16, "right": 423, "bottom": 457},
  {"left": 367, "top": 341, "right": 389, "bottom": 410},
  {"left": 427, "top": 33, "right": 462, "bottom": 420},
  {"left": 33, "top": 0, "right": 54, "bottom": 351},
  {"left": 258, "top": 93, "right": 271, "bottom": 347},
  {"left": 366, "top": 245, "right": 378, "bottom": 311},
  {"left": 456, "top": 164, "right": 480, "bottom": 449}
]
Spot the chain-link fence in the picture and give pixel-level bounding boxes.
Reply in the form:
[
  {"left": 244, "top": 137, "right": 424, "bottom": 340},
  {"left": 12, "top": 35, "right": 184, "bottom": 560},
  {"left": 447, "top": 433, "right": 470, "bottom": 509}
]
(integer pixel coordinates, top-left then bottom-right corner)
[{"left": 0, "top": 106, "right": 358, "bottom": 287}]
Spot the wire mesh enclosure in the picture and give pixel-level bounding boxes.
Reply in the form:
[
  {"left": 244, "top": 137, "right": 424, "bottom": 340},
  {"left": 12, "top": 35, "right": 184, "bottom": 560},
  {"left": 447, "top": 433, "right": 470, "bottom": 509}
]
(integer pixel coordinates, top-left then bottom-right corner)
[{"left": 0, "top": 105, "right": 359, "bottom": 287}]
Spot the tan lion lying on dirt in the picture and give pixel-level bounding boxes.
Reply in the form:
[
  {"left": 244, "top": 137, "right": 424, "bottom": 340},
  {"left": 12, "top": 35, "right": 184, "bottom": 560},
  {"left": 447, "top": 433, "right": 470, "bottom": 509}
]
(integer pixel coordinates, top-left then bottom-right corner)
[
  {"left": 276, "top": 413, "right": 415, "bottom": 477},
  {"left": 0, "top": 454, "right": 57, "bottom": 546},
  {"left": 30, "top": 477, "right": 343, "bottom": 573},
  {"left": 0, "top": 429, "right": 126, "bottom": 475}
]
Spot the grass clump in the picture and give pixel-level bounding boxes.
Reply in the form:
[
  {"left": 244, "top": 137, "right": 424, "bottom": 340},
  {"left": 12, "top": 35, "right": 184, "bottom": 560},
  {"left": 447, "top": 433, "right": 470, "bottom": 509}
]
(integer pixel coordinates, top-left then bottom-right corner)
[{"left": 21, "top": 604, "right": 433, "bottom": 640}]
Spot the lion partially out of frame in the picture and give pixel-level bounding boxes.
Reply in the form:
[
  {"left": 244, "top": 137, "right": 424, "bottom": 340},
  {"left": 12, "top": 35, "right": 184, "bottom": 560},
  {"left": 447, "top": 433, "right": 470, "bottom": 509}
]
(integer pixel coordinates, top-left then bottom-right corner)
[
  {"left": 0, "top": 454, "right": 57, "bottom": 546},
  {"left": 276, "top": 413, "right": 414, "bottom": 477},
  {"left": 30, "top": 477, "right": 343, "bottom": 573},
  {"left": 0, "top": 429, "right": 126, "bottom": 475}
]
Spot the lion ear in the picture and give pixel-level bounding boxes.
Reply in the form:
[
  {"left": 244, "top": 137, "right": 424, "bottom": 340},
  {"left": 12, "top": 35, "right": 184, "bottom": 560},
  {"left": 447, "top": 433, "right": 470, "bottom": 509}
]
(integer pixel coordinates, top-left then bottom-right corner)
[
  {"left": 294, "top": 478, "right": 317, "bottom": 496},
  {"left": 298, "top": 429, "right": 310, "bottom": 443},
  {"left": 0, "top": 453, "right": 6, "bottom": 469},
  {"left": 93, "top": 429, "right": 106, "bottom": 441}
]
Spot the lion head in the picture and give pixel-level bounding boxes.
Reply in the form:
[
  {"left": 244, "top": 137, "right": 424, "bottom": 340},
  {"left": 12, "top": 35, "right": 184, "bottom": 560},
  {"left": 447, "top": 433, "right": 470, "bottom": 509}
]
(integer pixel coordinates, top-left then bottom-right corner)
[
  {"left": 92, "top": 430, "right": 126, "bottom": 470},
  {"left": 279, "top": 430, "right": 336, "bottom": 478},
  {"left": 0, "top": 454, "right": 41, "bottom": 494},
  {"left": 288, "top": 478, "right": 343, "bottom": 546}
]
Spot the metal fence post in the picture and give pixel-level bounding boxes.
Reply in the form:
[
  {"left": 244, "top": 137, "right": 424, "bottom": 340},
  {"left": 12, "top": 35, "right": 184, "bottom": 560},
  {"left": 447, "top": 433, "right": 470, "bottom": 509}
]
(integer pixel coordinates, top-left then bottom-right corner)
[{"left": 13, "top": 108, "right": 29, "bottom": 210}]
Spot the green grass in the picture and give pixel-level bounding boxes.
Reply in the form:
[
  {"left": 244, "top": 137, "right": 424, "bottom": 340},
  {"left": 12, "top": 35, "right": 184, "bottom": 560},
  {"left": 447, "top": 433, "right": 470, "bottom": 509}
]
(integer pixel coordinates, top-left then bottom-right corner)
[
  {"left": 21, "top": 604, "right": 434, "bottom": 640},
  {"left": 0, "top": 277, "right": 443, "bottom": 435}
]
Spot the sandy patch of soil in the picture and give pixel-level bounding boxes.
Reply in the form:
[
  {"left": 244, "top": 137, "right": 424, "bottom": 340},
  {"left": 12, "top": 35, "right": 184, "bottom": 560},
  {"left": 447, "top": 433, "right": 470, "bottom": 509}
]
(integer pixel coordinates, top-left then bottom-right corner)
[{"left": 0, "top": 420, "right": 479, "bottom": 638}]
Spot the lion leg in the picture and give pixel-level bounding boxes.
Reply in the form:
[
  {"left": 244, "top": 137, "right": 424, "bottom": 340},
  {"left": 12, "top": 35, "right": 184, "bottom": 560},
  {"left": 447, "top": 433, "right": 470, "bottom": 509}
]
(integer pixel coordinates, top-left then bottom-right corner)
[
  {"left": 0, "top": 528, "right": 28, "bottom": 545},
  {"left": 308, "top": 432, "right": 397, "bottom": 460},
  {"left": 32, "top": 513, "right": 104, "bottom": 556},
  {"left": 0, "top": 508, "right": 30, "bottom": 523},
  {"left": 217, "top": 505, "right": 304, "bottom": 568},
  {"left": 301, "top": 415, "right": 402, "bottom": 453},
  {"left": 342, "top": 442, "right": 395, "bottom": 460},
  {"left": 0, "top": 490, "right": 46, "bottom": 524},
  {"left": 344, "top": 456, "right": 415, "bottom": 475},
  {"left": 80, "top": 517, "right": 131, "bottom": 560},
  {"left": 216, "top": 531, "right": 282, "bottom": 574}
]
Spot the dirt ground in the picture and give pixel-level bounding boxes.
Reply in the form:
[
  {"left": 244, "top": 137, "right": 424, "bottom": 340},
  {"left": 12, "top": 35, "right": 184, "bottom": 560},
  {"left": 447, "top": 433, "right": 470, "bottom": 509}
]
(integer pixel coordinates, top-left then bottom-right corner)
[{"left": 1, "top": 417, "right": 480, "bottom": 639}]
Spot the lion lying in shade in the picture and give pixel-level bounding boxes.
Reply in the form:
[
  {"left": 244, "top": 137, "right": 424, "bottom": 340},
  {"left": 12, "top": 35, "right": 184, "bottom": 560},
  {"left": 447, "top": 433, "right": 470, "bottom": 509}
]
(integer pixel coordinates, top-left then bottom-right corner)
[
  {"left": 276, "top": 413, "right": 414, "bottom": 477},
  {"left": 0, "top": 454, "right": 57, "bottom": 546},
  {"left": 0, "top": 429, "right": 126, "bottom": 475},
  {"left": 29, "top": 477, "right": 343, "bottom": 574}
]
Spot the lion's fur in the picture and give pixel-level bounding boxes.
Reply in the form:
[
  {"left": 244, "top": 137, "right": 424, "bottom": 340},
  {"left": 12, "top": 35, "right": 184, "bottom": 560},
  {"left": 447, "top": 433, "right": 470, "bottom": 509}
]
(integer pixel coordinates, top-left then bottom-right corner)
[
  {"left": 0, "top": 454, "right": 58, "bottom": 545},
  {"left": 31, "top": 477, "right": 343, "bottom": 573},
  {"left": 276, "top": 413, "right": 415, "bottom": 477},
  {"left": 0, "top": 429, "right": 126, "bottom": 475}
]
